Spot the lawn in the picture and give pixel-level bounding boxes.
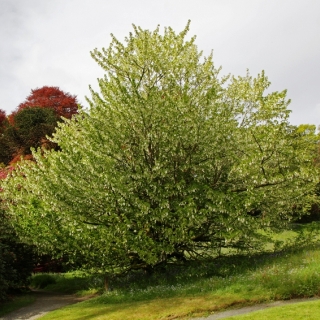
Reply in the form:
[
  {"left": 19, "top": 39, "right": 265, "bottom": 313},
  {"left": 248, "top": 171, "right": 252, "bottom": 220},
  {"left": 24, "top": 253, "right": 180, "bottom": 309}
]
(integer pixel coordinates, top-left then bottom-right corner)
[
  {"left": 2, "top": 223, "right": 320, "bottom": 320},
  {"left": 38, "top": 241, "right": 320, "bottom": 319}
]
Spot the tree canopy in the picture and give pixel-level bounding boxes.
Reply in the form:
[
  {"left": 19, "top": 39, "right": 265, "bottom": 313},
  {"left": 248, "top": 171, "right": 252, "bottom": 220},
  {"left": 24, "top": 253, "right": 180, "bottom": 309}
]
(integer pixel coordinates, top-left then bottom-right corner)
[
  {"left": 0, "top": 87, "right": 79, "bottom": 166},
  {"left": 11, "top": 86, "right": 79, "bottom": 122},
  {"left": 2, "top": 22, "right": 318, "bottom": 275}
]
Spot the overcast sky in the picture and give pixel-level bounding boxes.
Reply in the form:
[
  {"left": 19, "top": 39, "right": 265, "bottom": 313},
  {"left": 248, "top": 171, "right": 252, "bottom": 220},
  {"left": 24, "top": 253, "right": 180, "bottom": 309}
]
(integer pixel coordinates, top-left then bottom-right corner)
[{"left": 1, "top": 0, "right": 319, "bottom": 126}]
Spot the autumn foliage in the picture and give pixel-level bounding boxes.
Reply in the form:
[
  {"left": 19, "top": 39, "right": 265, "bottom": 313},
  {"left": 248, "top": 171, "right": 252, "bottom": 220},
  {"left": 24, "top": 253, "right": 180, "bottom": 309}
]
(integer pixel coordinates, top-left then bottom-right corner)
[
  {"left": 17, "top": 86, "right": 78, "bottom": 119},
  {"left": 9, "top": 86, "right": 79, "bottom": 125},
  {"left": 0, "top": 87, "right": 79, "bottom": 166}
]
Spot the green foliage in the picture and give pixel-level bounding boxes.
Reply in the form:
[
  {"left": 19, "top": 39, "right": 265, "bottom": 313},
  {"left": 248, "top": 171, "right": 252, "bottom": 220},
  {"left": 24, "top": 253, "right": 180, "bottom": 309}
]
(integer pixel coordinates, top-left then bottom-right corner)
[{"left": 2, "top": 22, "right": 318, "bottom": 275}]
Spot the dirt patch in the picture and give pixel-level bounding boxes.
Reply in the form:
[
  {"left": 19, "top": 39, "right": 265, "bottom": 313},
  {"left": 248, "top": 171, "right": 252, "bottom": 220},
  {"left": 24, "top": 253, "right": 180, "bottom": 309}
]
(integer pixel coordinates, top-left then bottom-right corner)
[
  {"left": 0, "top": 290, "right": 90, "bottom": 320},
  {"left": 192, "top": 297, "right": 320, "bottom": 319}
]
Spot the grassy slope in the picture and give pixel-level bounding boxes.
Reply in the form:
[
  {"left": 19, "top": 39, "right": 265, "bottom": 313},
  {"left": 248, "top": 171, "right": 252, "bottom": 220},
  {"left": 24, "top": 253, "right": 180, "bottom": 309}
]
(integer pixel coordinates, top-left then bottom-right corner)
[
  {"left": 1, "top": 224, "right": 317, "bottom": 319},
  {"left": 38, "top": 242, "right": 320, "bottom": 320}
]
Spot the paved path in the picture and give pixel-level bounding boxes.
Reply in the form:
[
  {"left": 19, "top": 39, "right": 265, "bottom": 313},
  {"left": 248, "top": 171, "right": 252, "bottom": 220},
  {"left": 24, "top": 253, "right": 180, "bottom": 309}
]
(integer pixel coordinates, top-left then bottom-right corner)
[
  {"left": 192, "top": 297, "right": 320, "bottom": 319},
  {"left": 0, "top": 291, "right": 87, "bottom": 320}
]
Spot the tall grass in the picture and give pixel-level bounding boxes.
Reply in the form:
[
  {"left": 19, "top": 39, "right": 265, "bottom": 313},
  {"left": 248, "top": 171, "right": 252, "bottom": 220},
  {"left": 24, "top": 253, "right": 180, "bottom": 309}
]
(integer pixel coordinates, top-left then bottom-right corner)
[
  {"left": 94, "top": 243, "right": 320, "bottom": 303},
  {"left": 38, "top": 243, "right": 320, "bottom": 319}
]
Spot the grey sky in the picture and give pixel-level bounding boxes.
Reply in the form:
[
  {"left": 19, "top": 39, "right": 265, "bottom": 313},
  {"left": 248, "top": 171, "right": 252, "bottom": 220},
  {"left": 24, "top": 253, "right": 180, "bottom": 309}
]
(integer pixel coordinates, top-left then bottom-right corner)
[{"left": 0, "top": 0, "right": 319, "bottom": 126}]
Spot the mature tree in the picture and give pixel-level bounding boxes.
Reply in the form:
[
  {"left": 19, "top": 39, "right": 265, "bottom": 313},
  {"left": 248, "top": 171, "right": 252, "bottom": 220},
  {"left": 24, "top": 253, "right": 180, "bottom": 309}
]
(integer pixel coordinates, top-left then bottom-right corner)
[{"left": 2, "top": 22, "right": 318, "bottom": 276}]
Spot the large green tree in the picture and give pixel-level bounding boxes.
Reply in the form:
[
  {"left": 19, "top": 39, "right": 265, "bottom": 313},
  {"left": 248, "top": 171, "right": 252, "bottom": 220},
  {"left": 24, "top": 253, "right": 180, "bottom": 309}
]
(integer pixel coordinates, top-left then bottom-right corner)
[{"left": 2, "top": 22, "right": 318, "bottom": 275}]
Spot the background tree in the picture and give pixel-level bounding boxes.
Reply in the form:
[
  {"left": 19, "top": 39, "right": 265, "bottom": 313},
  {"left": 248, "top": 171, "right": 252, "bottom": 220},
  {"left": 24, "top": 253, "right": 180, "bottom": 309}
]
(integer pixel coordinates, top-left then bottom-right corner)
[
  {"left": 11, "top": 86, "right": 79, "bottom": 122},
  {"left": 3, "top": 23, "right": 318, "bottom": 276},
  {"left": 2, "top": 87, "right": 79, "bottom": 165}
]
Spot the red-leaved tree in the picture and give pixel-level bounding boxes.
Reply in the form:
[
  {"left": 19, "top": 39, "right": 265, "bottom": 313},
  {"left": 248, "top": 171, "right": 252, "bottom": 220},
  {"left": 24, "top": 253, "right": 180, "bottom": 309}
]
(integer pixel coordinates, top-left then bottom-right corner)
[
  {"left": 4, "top": 87, "right": 79, "bottom": 164},
  {"left": 9, "top": 86, "right": 79, "bottom": 125}
]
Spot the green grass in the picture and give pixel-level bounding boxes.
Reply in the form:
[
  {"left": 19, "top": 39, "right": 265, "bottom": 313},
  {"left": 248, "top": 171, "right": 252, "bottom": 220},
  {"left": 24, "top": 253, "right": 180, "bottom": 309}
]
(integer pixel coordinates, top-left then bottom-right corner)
[
  {"left": 0, "top": 223, "right": 314, "bottom": 320},
  {"left": 224, "top": 299, "right": 320, "bottom": 319},
  {"left": 0, "top": 294, "right": 35, "bottom": 317},
  {"left": 37, "top": 242, "right": 320, "bottom": 320}
]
